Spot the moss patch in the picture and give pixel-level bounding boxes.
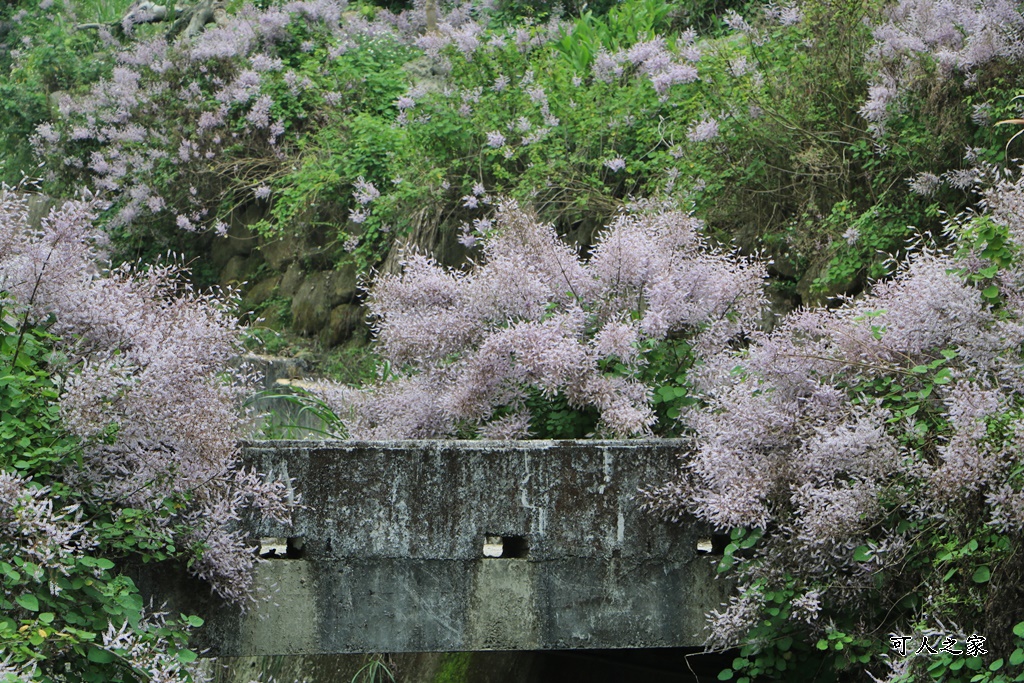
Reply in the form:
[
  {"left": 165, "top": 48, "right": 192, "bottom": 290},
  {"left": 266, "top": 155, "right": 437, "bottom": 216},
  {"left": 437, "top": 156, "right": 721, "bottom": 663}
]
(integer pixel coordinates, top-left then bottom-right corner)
[{"left": 433, "top": 653, "right": 471, "bottom": 683}]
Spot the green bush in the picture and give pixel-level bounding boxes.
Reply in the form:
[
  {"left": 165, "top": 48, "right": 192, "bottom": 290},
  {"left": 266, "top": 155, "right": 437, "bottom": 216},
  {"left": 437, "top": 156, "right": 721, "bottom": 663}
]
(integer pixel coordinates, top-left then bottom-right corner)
[{"left": 0, "top": 304, "right": 203, "bottom": 682}]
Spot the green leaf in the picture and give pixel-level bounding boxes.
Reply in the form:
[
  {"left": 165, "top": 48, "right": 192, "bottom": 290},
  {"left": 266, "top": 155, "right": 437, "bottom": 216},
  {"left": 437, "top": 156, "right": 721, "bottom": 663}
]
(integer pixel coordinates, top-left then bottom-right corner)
[
  {"left": 853, "top": 546, "right": 873, "bottom": 562},
  {"left": 983, "top": 285, "right": 1000, "bottom": 299},
  {"left": 972, "top": 566, "right": 991, "bottom": 583},
  {"left": 717, "top": 669, "right": 734, "bottom": 681},
  {"left": 1009, "top": 648, "right": 1024, "bottom": 666},
  {"left": 118, "top": 594, "right": 143, "bottom": 612},
  {"left": 87, "top": 647, "right": 115, "bottom": 663},
  {"left": 15, "top": 594, "right": 38, "bottom": 611},
  {"left": 176, "top": 649, "right": 198, "bottom": 663},
  {"left": 1014, "top": 622, "right": 1024, "bottom": 638},
  {"left": 991, "top": 659, "right": 1005, "bottom": 671}
]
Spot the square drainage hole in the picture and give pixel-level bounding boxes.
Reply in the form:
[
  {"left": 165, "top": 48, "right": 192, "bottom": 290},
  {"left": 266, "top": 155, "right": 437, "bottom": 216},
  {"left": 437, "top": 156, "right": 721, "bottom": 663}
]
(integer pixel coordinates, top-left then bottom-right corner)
[
  {"left": 482, "top": 534, "right": 529, "bottom": 559},
  {"left": 259, "top": 536, "right": 305, "bottom": 559},
  {"left": 696, "top": 534, "right": 730, "bottom": 556}
]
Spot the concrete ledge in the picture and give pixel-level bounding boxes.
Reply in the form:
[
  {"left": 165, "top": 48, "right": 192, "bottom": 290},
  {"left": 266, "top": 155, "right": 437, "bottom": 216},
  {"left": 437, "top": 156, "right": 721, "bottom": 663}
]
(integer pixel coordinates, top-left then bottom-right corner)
[{"left": 165, "top": 440, "right": 731, "bottom": 654}]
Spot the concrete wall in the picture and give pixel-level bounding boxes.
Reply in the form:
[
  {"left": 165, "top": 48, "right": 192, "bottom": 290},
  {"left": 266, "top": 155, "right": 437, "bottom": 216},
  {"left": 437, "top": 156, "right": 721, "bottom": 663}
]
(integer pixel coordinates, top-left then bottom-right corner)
[{"left": 162, "top": 440, "right": 731, "bottom": 656}]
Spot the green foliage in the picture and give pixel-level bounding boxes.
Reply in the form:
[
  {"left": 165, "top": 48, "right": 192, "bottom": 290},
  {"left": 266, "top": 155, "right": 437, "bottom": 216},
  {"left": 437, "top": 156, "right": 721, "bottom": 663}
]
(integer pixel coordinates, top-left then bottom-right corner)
[
  {"left": 0, "top": 0, "right": 127, "bottom": 184},
  {"left": 641, "top": 338, "right": 698, "bottom": 433},
  {"left": 522, "top": 390, "right": 600, "bottom": 439},
  {"left": 0, "top": 546, "right": 200, "bottom": 682},
  {"left": 321, "top": 345, "right": 379, "bottom": 386},
  {"left": 254, "top": 36, "right": 414, "bottom": 268},
  {"left": 351, "top": 654, "right": 395, "bottom": 683},
  {"left": 256, "top": 384, "right": 353, "bottom": 439},
  {"left": 958, "top": 215, "right": 1017, "bottom": 270},
  {"left": 715, "top": 523, "right": 1022, "bottom": 682},
  {"left": 812, "top": 195, "right": 930, "bottom": 293},
  {"left": 0, "top": 300, "right": 76, "bottom": 479},
  {"left": 554, "top": 0, "right": 673, "bottom": 71},
  {"left": 674, "top": 0, "right": 754, "bottom": 35},
  {"left": 0, "top": 305, "right": 202, "bottom": 681},
  {"left": 714, "top": 530, "right": 868, "bottom": 683},
  {"left": 334, "top": 22, "right": 696, "bottom": 262}
]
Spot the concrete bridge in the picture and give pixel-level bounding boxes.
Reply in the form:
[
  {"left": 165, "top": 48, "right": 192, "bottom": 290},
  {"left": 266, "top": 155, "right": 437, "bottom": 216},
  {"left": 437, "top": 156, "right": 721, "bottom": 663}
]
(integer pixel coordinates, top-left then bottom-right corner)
[{"left": 153, "top": 440, "right": 731, "bottom": 657}]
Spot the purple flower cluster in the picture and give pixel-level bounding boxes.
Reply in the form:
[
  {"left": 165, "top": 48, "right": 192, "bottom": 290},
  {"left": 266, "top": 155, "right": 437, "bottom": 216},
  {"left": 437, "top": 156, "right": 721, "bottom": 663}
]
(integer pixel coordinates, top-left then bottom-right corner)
[
  {"left": 0, "top": 472, "right": 95, "bottom": 569},
  {"left": 604, "top": 157, "right": 626, "bottom": 172},
  {"left": 0, "top": 188, "right": 290, "bottom": 606},
  {"left": 863, "top": 0, "right": 1024, "bottom": 132},
  {"left": 591, "top": 36, "right": 700, "bottom": 94},
  {"left": 36, "top": 0, "right": 519, "bottom": 238},
  {"left": 686, "top": 116, "right": 720, "bottom": 143},
  {"left": 644, "top": 207, "right": 1024, "bottom": 646},
  {"left": 307, "top": 199, "right": 765, "bottom": 438}
]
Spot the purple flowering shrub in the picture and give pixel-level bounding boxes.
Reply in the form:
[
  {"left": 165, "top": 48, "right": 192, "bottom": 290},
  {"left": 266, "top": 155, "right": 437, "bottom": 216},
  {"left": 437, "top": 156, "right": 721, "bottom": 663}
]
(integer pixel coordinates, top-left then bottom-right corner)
[
  {"left": 1, "top": 467, "right": 206, "bottom": 682},
  {"left": 303, "top": 198, "right": 765, "bottom": 438},
  {"left": 32, "top": 0, "right": 395, "bottom": 249},
  {"left": 643, "top": 170, "right": 1024, "bottom": 680},
  {"left": 0, "top": 0, "right": 121, "bottom": 187},
  {"left": 21, "top": 0, "right": 724, "bottom": 275},
  {"left": 631, "top": 0, "right": 1024, "bottom": 306},
  {"left": 5, "top": 0, "right": 1021, "bottom": 311},
  {"left": 295, "top": 0, "right": 1023, "bottom": 299},
  {"left": 300, "top": 5, "right": 717, "bottom": 267},
  {"left": 0, "top": 187, "right": 288, "bottom": 679},
  {"left": 31, "top": 0, "right": 493, "bottom": 259},
  {"left": 861, "top": 0, "right": 1024, "bottom": 136}
]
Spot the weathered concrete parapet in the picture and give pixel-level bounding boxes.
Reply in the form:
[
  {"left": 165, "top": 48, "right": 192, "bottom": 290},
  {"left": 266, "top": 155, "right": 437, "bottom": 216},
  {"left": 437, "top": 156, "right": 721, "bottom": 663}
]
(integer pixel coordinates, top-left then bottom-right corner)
[{"left": 186, "top": 440, "right": 731, "bottom": 655}]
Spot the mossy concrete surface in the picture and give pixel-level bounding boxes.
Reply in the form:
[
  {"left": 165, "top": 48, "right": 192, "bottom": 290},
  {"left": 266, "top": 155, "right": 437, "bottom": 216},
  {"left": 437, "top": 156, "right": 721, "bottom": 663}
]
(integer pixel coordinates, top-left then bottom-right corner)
[{"left": 159, "top": 440, "right": 731, "bottom": 655}]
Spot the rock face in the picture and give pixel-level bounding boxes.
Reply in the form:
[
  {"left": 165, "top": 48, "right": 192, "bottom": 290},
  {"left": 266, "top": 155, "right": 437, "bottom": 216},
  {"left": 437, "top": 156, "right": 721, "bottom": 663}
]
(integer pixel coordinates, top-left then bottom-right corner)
[
  {"left": 278, "top": 262, "right": 304, "bottom": 298},
  {"left": 289, "top": 265, "right": 359, "bottom": 336},
  {"left": 322, "top": 303, "right": 366, "bottom": 347},
  {"left": 152, "top": 440, "right": 732, "bottom": 656},
  {"left": 208, "top": 201, "right": 375, "bottom": 347},
  {"left": 242, "top": 275, "right": 280, "bottom": 310},
  {"left": 209, "top": 197, "right": 495, "bottom": 347}
]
